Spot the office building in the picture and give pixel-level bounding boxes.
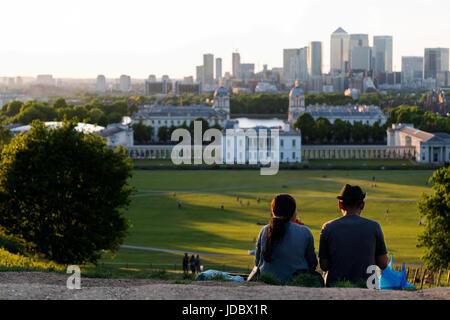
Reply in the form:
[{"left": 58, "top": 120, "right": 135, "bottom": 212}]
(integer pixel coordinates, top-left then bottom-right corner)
[
  {"left": 215, "top": 58, "right": 222, "bottom": 82},
  {"left": 350, "top": 46, "right": 372, "bottom": 72},
  {"left": 232, "top": 52, "right": 241, "bottom": 78},
  {"left": 330, "top": 27, "right": 350, "bottom": 74},
  {"left": 402, "top": 56, "right": 423, "bottom": 88},
  {"left": 196, "top": 65, "right": 204, "bottom": 84},
  {"left": 119, "top": 75, "right": 131, "bottom": 92},
  {"left": 424, "top": 48, "right": 449, "bottom": 79},
  {"left": 308, "top": 41, "right": 322, "bottom": 77},
  {"left": 203, "top": 53, "right": 214, "bottom": 85},
  {"left": 96, "top": 75, "right": 106, "bottom": 92},
  {"left": 373, "top": 36, "right": 393, "bottom": 73}
]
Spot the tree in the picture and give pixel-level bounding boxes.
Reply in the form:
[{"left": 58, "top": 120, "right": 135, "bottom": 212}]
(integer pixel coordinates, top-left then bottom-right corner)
[
  {"left": 315, "top": 117, "right": 332, "bottom": 144},
  {"left": 52, "top": 98, "right": 68, "bottom": 109},
  {"left": 0, "top": 121, "right": 133, "bottom": 264},
  {"left": 293, "top": 113, "right": 316, "bottom": 144},
  {"left": 88, "top": 108, "right": 105, "bottom": 124},
  {"left": 132, "top": 122, "right": 153, "bottom": 145},
  {"left": 157, "top": 126, "right": 170, "bottom": 143},
  {"left": 3, "top": 100, "right": 23, "bottom": 117},
  {"left": 417, "top": 166, "right": 450, "bottom": 270}
]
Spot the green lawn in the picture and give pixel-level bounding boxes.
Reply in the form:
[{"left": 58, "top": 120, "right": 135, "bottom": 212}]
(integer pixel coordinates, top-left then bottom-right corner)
[{"left": 100, "top": 169, "right": 435, "bottom": 271}]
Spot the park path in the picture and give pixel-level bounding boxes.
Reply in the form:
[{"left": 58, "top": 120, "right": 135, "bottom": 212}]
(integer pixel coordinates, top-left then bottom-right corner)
[{"left": 120, "top": 244, "right": 240, "bottom": 256}]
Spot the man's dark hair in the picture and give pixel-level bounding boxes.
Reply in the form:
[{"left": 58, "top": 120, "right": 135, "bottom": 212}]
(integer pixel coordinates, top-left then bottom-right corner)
[{"left": 340, "top": 199, "right": 364, "bottom": 211}]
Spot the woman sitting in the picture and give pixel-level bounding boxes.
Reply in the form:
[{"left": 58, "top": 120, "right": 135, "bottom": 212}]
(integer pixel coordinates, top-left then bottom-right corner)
[{"left": 254, "top": 194, "right": 318, "bottom": 283}]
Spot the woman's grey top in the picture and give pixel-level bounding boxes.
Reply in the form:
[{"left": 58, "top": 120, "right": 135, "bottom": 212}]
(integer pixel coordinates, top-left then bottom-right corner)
[{"left": 255, "top": 222, "right": 318, "bottom": 282}]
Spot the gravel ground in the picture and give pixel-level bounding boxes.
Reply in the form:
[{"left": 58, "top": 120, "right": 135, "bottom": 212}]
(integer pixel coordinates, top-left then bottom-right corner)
[{"left": 0, "top": 272, "right": 448, "bottom": 300}]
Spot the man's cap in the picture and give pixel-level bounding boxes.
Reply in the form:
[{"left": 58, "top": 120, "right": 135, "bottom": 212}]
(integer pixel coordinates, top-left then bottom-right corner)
[{"left": 337, "top": 184, "right": 366, "bottom": 201}]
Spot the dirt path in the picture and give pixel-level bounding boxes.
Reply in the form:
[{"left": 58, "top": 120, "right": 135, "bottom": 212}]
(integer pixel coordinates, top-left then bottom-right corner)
[{"left": 0, "top": 272, "right": 448, "bottom": 300}]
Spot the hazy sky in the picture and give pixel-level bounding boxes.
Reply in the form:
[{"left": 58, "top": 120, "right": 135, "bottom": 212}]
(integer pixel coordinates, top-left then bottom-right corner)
[{"left": 1, "top": 0, "right": 449, "bottom": 79}]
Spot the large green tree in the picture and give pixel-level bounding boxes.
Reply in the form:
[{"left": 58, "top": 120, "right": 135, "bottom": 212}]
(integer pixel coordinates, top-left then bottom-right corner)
[
  {"left": 417, "top": 166, "right": 450, "bottom": 270},
  {"left": 0, "top": 121, "right": 133, "bottom": 264},
  {"left": 293, "top": 113, "right": 316, "bottom": 144}
]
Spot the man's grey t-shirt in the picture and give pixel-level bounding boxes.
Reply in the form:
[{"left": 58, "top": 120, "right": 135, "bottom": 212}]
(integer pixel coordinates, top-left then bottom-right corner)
[
  {"left": 319, "top": 215, "right": 387, "bottom": 286},
  {"left": 255, "top": 222, "right": 318, "bottom": 282}
]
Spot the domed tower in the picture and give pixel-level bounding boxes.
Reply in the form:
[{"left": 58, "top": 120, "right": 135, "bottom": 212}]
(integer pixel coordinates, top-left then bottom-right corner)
[
  {"left": 288, "top": 82, "right": 305, "bottom": 124},
  {"left": 213, "top": 86, "right": 230, "bottom": 119}
]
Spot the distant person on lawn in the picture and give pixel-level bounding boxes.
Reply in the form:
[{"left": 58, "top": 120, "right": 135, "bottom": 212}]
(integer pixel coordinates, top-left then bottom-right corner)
[
  {"left": 182, "top": 253, "right": 189, "bottom": 273},
  {"left": 190, "top": 254, "right": 196, "bottom": 274},
  {"left": 319, "top": 184, "right": 388, "bottom": 287},
  {"left": 195, "top": 254, "right": 201, "bottom": 273},
  {"left": 254, "top": 194, "right": 318, "bottom": 283}
]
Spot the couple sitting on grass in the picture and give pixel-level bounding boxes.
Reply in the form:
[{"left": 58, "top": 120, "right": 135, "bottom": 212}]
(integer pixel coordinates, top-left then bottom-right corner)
[{"left": 253, "top": 184, "right": 389, "bottom": 287}]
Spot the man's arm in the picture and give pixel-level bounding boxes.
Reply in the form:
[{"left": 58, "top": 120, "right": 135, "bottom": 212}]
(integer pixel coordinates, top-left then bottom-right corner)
[
  {"left": 375, "top": 223, "right": 388, "bottom": 270},
  {"left": 376, "top": 254, "right": 388, "bottom": 270},
  {"left": 318, "top": 224, "right": 330, "bottom": 272}
]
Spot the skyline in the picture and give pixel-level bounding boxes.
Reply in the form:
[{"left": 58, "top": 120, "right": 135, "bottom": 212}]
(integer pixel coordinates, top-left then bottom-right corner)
[{"left": 1, "top": 0, "right": 450, "bottom": 79}]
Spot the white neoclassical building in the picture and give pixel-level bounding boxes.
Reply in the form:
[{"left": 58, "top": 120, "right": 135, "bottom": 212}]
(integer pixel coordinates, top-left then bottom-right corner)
[
  {"left": 387, "top": 123, "right": 450, "bottom": 163},
  {"left": 288, "top": 83, "right": 387, "bottom": 125},
  {"left": 131, "top": 87, "right": 230, "bottom": 142}
]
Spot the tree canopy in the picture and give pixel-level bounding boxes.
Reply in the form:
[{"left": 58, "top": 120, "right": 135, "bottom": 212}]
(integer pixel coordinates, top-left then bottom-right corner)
[
  {"left": 0, "top": 121, "right": 133, "bottom": 264},
  {"left": 417, "top": 166, "right": 450, "bottom": 270}
]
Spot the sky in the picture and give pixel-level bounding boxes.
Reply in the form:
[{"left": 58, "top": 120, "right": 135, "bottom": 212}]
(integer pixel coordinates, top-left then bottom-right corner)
[{"left": 1, "top": 0, "right": 449, "bottom": 79}]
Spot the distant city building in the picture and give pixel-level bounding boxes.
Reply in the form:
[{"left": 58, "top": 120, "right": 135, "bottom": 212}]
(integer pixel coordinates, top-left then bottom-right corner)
[
  {"left": 283, "top": 48, "right": 305, "bottom": 84},
  {"left": 424, "top": 48, "right": 449, "bottom": 80},
  {"left": 239, "top": 63, "right": 255, "bottom": 81},
  {"left": 308, "top": 42, "right": 323, "bottom": 77},
  {"left": 232, "top": 51, "right": 241, "bottom": 78},
  {"left": 196, "top": 66, "right": 204, "bottom": 84},
  {"left": 119, "top": 75, "right": 131, "bottom": 92},
  {"left": 350, "top": 46, "right": 372, "bottom": 72},
  {"left": 387, "top": 123, "right": 450, "bottom": 164},
  {"left": 215, "top": 58, "right": 222, "bottom": 82},
  {"left": 349, "top": 34, "right": 369, "bottom": 52},
  {"left": 373, "top": 36, "right": 393, "bottom": 74},
  {"left": 145, "top": 77, "right": 172, "bottom": 95},
  {"left": 402, "top": 56, "right": 423, "bottom": 88},
  {"left": 330, "top": 27, "right": 350, "bottom": 74},
  {"left": 36, "top": 74, "right": 55, "bottom": 86},
  {"left": 437, "top": 71, "right": 450, "bottom": 88},
  {"left": 255, "top": 82, "right": 278, "bottom": 93},
  {"left": 148, "top": 75, "right": 157, "bottom": 82},
  {"left": 96, "top": 75, "right": 106, "bottom": 92},
  {"left": 203, "top": 53, "right": 214, "bottom": 85},
  {"left": 175, "top": 81, "right": 201, "bottom": 94}
]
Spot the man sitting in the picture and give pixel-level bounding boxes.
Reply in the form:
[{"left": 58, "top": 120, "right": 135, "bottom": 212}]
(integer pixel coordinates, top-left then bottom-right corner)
[{"left": 319, "top": 184, "right": 388, "bottom": 287}]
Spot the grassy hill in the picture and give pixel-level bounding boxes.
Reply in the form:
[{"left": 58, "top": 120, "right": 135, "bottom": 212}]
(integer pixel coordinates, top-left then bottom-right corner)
[{"left": 99, "top": 169, "right": 434, "bottom": 272}]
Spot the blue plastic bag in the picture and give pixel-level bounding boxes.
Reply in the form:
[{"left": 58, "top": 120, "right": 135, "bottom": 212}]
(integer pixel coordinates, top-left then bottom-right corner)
[
  {"left": 195, "top": 269, "right": 244, "bottom": 282},
  {"left": 380, "top": 256, "right": 416, "bottom": 290}
]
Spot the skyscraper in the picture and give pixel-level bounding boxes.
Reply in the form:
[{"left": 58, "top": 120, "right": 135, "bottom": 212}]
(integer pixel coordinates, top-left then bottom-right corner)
[
  {"left": 373, "top": 36, "right": 393, "bottom": 73},
  {"left": 196, "top": 65, "right": 204, "bottom": 84},
  {"left": 203, "top": 53, "right": 214, "bottom": 85},
  {"left": 232, "top": 51, "right": 241, "bottom": 78},
  {"left": 401, "top": 56, "right": 423, "bottom": 87},
  {"left": 350, "top": 46, "right": 372, "bottom": 72},
  {"left": 330, "top": 27, "right": 350, "bottom": 74},
  {"left": 119, "top": 75, "right": 131, "bottom": 92},
  {"left": 283, "top": 48, "right": 300, "bottom": 83},
  {"left": 96, "top": 75, "right": 106, "bottom": 92},
  {"left": 215, "top": 58, "right": 222, "bottom": 82},
  {"left": 424, "top": 48, "right": 449, "bottom": 79},
  {"left": 308, "top": 41, "right": 322, "bottom": 77}
]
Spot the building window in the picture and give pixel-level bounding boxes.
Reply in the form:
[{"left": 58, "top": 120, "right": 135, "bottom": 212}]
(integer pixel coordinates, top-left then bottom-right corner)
[
  {"left": 280, "top": 139, "right": 284, "bottom": 147},
  {"left": 292, "top": 140, "right": 296, "bottom": 147},
  {"left": 281, "top": 152, "right": 284, "bottom": 160},
  {"left": 292, "top": 152, "right": 296, "bottom": 159}
]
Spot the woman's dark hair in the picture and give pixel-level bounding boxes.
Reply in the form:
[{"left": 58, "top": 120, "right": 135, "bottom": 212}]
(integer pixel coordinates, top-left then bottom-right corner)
[{"left": 263, "top": 194, "right": 296, "bottom": 263}]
